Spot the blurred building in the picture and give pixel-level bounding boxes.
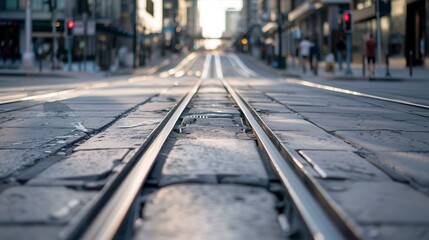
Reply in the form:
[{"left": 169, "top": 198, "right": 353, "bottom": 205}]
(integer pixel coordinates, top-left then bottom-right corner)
[
  {"left": 223, "top": 8, "right": 241, "bottom": 38},
  {"left": 162, "top": 0, "right": 188, "bottom": 53},
  {"left": 0, "top": 0, "right": 163, "bottom": 70},
  {"left": 351, "top": 0, "right": 428, "bottom": 66}
]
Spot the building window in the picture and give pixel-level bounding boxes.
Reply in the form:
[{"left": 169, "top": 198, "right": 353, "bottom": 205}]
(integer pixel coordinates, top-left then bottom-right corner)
[
  {"left": 146, "top": 0, "right": 154, "bottom": 16},
  {"left": 0, "top": 0, "right": 19, "bottom": 10}
]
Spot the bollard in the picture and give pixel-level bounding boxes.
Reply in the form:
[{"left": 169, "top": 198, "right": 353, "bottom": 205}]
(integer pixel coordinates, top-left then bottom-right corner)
[
  {"left": 362, "top": 54, "right": 365, "bottom": 76},
  {"left": 385, "top": 51, "right": 390, "bottom": 77},
  {"left": 409, "top": 51, "right": 413, "bottom": 77}
]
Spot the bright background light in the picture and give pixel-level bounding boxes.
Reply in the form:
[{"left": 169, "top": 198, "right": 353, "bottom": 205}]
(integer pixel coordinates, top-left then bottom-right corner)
[{"left": 198, "top": 0, "right": 243, "bottom": 38}]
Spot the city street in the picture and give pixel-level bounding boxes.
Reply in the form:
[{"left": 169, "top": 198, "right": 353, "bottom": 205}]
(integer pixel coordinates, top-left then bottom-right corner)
[{"left": 0, "top": 52, "right": 428, "bottom": 239}]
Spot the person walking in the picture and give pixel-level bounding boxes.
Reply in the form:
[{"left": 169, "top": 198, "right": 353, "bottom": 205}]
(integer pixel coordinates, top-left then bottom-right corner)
[
  {"left": 365, "top": 33, "right": 376, "bottom": 75},
  {"left": 309, "top": 39, "right": 321, "bottom": 76},
  {"left": 299, "top": 37, "right": 312, "bottom": 74},
  {"left": 336, "top": 37, "right": 346, "bottom": 71}
]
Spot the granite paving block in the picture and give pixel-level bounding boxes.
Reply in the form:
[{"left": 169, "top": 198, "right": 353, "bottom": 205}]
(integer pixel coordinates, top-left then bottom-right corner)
[
  {"left": 135, "top": 184, "right": 284, "bottom": 240},
  {"left": 275, "top": 130, "right": 355, "bottom": 151},
  {"left": 323, "top": 181, "right": 429, "bottom": 224},
  {"left": 178, "top": 125, "right": 243, "bottom": 139},
  {"left": 187, "top": 107, "right": 239, "bottom": 115},
  {"left": 375, "top": 152, "right": 429, "bottom": 187},
  {"left": 33, "top": 149, "right": 129, "bottom": 180},
  {"left": 335, "top": 130, "right": 429, "bottom": 152},
  {"left": 299, "top": 150, "right": 389, "bottom": 180},
  {"left": 162, "top": 139, "right": 267, "bottom": 179},
  {"left": 0, "top": 186, "right": 94, "bottom": 223}
]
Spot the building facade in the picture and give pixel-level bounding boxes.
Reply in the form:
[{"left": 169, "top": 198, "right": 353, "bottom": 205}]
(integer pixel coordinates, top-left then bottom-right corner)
[{"left": 352, "top": 0, "right": 428, "bottom": 66}]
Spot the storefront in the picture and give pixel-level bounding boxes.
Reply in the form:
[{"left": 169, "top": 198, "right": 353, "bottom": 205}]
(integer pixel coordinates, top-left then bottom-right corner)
[{"left": 352, "top": 0, "right": 428, "bottom": 66}]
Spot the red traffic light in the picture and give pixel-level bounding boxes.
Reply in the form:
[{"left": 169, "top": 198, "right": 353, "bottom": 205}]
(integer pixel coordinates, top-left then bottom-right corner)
[
  {"left": 67, "top": 20, "right": 74, "bottom": 29},
  {"left": 343, "top": 13, "right": 350, "bottom": 22}
]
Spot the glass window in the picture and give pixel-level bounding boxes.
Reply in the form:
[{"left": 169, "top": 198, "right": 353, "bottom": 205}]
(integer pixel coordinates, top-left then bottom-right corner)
[{"left": 0, "top": 0, "right": 19, "bottom": 10}]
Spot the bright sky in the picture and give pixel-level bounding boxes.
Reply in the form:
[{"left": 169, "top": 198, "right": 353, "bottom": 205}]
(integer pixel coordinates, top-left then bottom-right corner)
[{"left": 198, "top": 0, "right": 243, "bottom": 38}]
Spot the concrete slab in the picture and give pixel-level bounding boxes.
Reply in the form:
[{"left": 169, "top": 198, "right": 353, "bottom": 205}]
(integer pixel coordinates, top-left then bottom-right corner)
[
  {"left": 135, "top": 184, "right": 284, "bottom": 240},
  {"left": 275, "top": 130, "right": 355, "bottom": 151},
  {"left": 375, "top": 152, "right": 429, "bottom": 187},
  {"left": 0, "top": 186, "right": 94, "bottom": 223},
  {"left": 309, "top": 117, "right": 428, "bottom": 131},
  {"left": 335, "top": 130, "right": 429, "bottom": 152},
  {"left": 134, "top": 102, "right": 176, "bottom": 113},
  {"left": 361, "top": 225, "right": 429, "bottom": 240},
  {"left": 161, "top": 139, "right": 267, "bottom": 179},
  {"left": 1, "top": 116, "right": 116, "bottom": 130},
  {"left": 0, "top": 149, "right": 50, "bottom": 179},
  {"left": 75, "top": 128, "right": 151, "bottom": 150},
  {"left": 299, "top": 150, "right": 389, "bottom": 180},
  {"left": 262, "top": 115, "right": 323, "bottom": 132},
  {"left": 0, "top": 225, "right": 62, "bottom": 240},
  {"left": 33, "top": 149, "right": 129, "bottom": 180},
  {"left": 323, "top": 181, "right": 429, "bottom": 224},
  {"left": 187, "top": 107, "right": 239, "bottom": 115},
  {"left": 250, "top": 102, "right": 292, "bottom": 113},
  {"left": 0, "top": 128, "right": 83, "bottom": 148}
]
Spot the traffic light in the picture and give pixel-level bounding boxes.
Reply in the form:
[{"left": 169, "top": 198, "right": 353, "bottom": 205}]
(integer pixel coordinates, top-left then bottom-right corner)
[
  {"left": 67, "top": 20, "right": 74, "bottom": 36},
  {"left": 343, "top": 11, "right": 353, "bottom": 33}
]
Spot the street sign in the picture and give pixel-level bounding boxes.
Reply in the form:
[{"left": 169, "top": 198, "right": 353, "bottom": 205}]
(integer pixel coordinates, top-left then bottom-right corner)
[{"left": 72, "top": 20, "right": 95, "bottom": 36}]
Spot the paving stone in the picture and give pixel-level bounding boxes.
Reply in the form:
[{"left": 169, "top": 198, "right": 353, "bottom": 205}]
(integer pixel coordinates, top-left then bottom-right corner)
[
  {"left": 323, "top": 181, "right": 429, "bottom": 224},
  {"left": 75, "top": 128, "right": 152, "bottom": 150},
  {"left": 134, "top": 102, "right": 176, "bottom": 113},
  {"left": 161, "top": 139, "right": 268, "bottom": 179},
  {"left": 299, "top": 150, "right": 389, "bottom": 180},
  {"left": 335, "top": 130, "right": 429, "bottom": 152},
  {"left": 179, "top": 124, "right": 242, "bottom": 139},
  {"left": 375, "top": 152, "right": 429, "bottom": 187},
  {"left": 288, "top": 106, "right": 398, "bottom": 115},
  {"left": 198, "top": 87, "right": 227, "bottom": 94},
  {"left": 1, "top": 116, "right": 116, "bottom": 130},
  {"left": 0, "top": 128, "right": 83, "bottom": 148},
  {"left": 135, "top": 184, "right": 284, "bottom": 240},
  {"left": 262, "top": 114, "right": 323, "bottom": 131},
  {"left": 275, "top": 130, "right": 355, "bottom": 151},
  {"left": 250, "top": 102, "right": 291, "bottom": 113},
  {"left": 0, "top": 186, "right": 94, "bottom": 223},
  {"left": 187, "top": 107, "right": 239, "bottom": 115},
  {"left": 309, "top": 117, "right": 428, "bottom": 131},
  {"left": 22, "top": 103, "right": 134, "bottom": 112},
  {"left": 33, "top": 149, "right": 129, "bottom": 180},
  {"left": 361, "top": 224, "right": 429, "bottom": 240},
  {"left": 0, "top": 225, "right": 62, "bottom": 240},
  {"left": 0, "top": 149, "right": 51, "bottom": 179}
]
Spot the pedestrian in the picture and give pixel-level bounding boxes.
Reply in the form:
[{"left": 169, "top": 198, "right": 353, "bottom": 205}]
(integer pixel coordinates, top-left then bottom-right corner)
[
  {"left": 299, "top": 36, "right": 312, "bottom": 73},
  {"left": 336, "top": 37, "right": 346, "bottom": 71},
  {"left": 365, "top": 33, "right": 376, "bottom": 75},
  {"left": 309, "top": 39, "right": 321, "bottom": 76}
]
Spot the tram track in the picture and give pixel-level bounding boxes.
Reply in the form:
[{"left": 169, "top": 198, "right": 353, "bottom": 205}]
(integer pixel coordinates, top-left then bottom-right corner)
[{"left": 54, "top": 53, "right": 357, "bottom": 240}]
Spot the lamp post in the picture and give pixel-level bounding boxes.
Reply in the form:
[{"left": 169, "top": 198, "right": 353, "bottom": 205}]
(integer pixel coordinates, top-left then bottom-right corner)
[
  {"left": 277, "top": 0, "right": 283, "bottom": 69},
  {"left": 22, "top": 0, "right": 35, "bottom": 67}
]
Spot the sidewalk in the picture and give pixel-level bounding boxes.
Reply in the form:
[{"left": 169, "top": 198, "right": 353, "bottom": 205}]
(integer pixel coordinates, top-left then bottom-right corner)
[
  {"left": 0, "top": 51, "right": 179, "bottom": 79},
  {"left": 244, "top": 53, "right": 429, "bottom": 81}
]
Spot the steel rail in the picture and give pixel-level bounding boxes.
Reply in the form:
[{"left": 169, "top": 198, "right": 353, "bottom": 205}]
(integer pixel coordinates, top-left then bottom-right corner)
[
  {"left": 64, "top": 54, "right": 212, "bottom": 240},
  {"left": 285, "top": 78, "right": 429, "bottom": 110},
  {"left": 215, "top": 54, "right": 345, "bottom": 240},
  {"left": 0, "top": 54, "right": 198, "bottom": 106}
]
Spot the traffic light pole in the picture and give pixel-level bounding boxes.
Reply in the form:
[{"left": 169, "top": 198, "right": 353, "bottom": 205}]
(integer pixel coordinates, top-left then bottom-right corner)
[
  {"left": 376, "top": 0, "right": 382, "bottom": 66},
  {"left": 345, "top": 32, "right": 353, "bottom": 75}
]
